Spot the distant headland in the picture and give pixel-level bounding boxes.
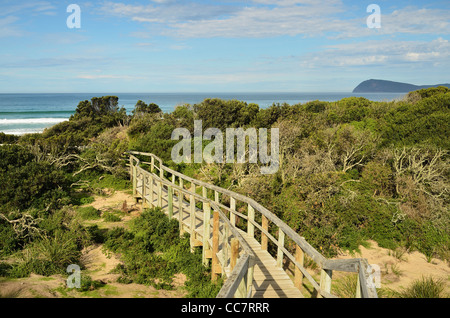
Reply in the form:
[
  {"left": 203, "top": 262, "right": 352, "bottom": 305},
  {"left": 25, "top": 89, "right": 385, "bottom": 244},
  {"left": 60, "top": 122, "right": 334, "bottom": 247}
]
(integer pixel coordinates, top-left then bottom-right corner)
[{"left": 353, "top": 79, "right": 450, "bottom": 93}]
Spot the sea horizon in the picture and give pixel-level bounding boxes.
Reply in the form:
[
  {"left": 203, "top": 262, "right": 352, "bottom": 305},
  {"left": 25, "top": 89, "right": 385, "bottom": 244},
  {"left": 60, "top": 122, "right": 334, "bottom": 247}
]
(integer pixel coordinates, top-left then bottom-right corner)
[{"left": 0, "top": 92, "right": 406, "bottom": 135}]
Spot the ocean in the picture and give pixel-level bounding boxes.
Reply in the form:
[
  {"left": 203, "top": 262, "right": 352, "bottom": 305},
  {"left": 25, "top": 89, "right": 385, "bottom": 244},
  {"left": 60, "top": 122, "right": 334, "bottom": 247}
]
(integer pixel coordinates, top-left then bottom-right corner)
[{"left": 0, "top": 92, "right": 405, "bottom": 135}]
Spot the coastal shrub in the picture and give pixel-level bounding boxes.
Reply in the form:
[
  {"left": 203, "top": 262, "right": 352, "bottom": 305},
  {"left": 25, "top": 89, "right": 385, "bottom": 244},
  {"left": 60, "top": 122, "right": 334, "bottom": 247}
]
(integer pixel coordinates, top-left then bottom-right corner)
[
  {"left": 171, "top": 104, "right": 195, "bottom": 131},
  {"left": 0, "top": 219, "right": 20, "bottom": 256},
  {"left": 0, "top": 133, "right": 19, "bottom": 144},
  {"left": 40, "top": 96, "right": 128, "bottom": 151},
  {"left": 414, "top": 86, "right": 450, "bottom": 99},
  {"left": 103, "top": 212, "right": 122, "bottom": 222},
  {"left": 0, "top": 145, "right": 72, "bottom": 211},
  {"left": 393, "top": 276, "right": 447, "bottom": 298},
  {"left": 360, "top": 161, "right": 394, "bottom": 197},
  {"left": 7, "top": 231, "right": 82, "bottom": 278},
  {"left": 77, "top": 274, "right": 106, "bottom": 292},
  {"left": 127, "top": 112, "right": 160, "bottom": 138},
  {"left": 383, "top": 91, "right": 450, "bottom": 148},
  {"left": 103, "top": 208, "right": 222, "bottom": 297},
  {"left": 132, "top": 100, "right": 162, "bottom": 116},
  {"left": 251, "top": 103, "right": 283, "bottom": 128},
  {"left": 194, "top": 98, "right": 257, "bottom": 130},
  {"left": 304, "top": 100, "right": 328, "bottom": 113},
  {"left": 76, "top": 206, "right": 101, "bottom": 220},
  {"left": 127, "top": 120, "right": 177, "bottom": 161}
]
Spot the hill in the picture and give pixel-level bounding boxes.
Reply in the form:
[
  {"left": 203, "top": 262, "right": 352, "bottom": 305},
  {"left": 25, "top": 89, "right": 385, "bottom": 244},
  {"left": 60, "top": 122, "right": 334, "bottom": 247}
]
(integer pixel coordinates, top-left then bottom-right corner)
[{"left": 353, "top": 79, "right": 450, "bottom": 93}]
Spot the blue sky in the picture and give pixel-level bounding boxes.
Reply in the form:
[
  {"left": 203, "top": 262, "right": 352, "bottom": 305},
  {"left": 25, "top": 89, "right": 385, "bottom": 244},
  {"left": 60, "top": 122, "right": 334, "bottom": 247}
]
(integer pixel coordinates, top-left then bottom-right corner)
[{"left": 0, "top": 0, "right": 449, "bottom": 92}]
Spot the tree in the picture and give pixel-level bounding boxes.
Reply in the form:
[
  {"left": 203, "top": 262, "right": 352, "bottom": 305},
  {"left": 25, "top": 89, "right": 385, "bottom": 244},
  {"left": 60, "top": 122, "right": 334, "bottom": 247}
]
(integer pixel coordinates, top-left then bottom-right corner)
[
  {"left": 132, "top": 100, "right": 162, "bottom": 116},
  {"left": 320, "top": 124, "right": 378, "bottom": 172}
]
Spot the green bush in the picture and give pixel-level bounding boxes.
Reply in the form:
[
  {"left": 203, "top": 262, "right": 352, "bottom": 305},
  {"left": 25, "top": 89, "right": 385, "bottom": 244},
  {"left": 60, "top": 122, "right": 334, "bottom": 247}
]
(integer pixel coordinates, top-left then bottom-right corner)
[
  {"left": 77, "top": 274, "right": 105, "bottom": 292},
  {"left": 76, "top": 206, "right": 101, "bottom": 220},
  {"left": 0, "top": 145, "right": 72, "bottom": 211},
  {"left": 382, "top": 91, "right": 450, "bottom": 148},
  {"left": 394, "top": 276, "right": 447, "bottom": 298},
  {"left": 0, "top": 133, "right": 19, "bottom": 144},
  {"left": 103, "top": 212, "right": 122, "bottom": 222},
  {"left": 103, "top": 208, "right": 222, "bottom": 297},
  {"left": 7, "top": 232, "right": 82, "bottom": 277}
]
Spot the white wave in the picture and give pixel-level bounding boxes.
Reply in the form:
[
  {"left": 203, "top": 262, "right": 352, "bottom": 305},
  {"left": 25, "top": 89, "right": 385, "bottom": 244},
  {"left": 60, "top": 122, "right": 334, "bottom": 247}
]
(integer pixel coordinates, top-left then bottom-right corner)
[
  {"left": 0, "top": 118, "right": 68, "bottom": 125},
  {"left": 0, "top": 128, "right": 45, "bottom": 135}
]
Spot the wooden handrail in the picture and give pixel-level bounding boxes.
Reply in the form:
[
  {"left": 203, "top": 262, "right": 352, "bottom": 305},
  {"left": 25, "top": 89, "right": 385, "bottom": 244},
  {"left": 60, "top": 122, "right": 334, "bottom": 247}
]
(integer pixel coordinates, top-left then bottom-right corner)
[{"left": 127, "top": 151, "right": 378, "bottom": 298}]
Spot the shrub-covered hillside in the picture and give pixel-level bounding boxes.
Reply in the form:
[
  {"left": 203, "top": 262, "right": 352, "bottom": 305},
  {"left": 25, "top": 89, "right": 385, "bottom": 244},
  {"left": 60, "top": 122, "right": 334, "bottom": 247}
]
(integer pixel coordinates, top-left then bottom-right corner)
[{"left": 0, "top": 88, "right": 448, "bottom": 294}]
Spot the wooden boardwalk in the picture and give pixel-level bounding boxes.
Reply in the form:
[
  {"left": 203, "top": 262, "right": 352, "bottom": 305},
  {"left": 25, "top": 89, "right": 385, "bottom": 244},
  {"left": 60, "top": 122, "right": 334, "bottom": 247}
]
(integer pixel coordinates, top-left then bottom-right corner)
[
  {"left": 138, "top": 183, "right": 303, "bottom": 298},
  {"left": 128, "top": 151, "right": 378, "bottom": 299}
]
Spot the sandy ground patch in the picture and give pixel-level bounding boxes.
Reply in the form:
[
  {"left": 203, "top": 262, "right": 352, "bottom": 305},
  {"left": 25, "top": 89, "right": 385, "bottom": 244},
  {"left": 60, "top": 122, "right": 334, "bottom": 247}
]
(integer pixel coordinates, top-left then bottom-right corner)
[
  {"left": 336, "top": 240, "right": 450, "bottom": 295},
  {"left": 0, "top": 190, "right": 187, "bottom": 298}
]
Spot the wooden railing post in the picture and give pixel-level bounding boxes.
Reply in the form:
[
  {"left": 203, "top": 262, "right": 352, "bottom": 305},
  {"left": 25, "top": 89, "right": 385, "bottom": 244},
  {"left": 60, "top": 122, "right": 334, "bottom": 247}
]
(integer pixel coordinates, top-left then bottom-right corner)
[
  {"left": 236, "top": 274, "right": 247, "bottom": 298},
  {"left": 356, "top": 274, "right": 362, "bottom": 298},
  {"left": 129, "top": 156, "right": 133, "bottom": 181},
  {"left": 215, "top": 190, "right": 219, "bottom": 203},
  {"left": 320, "top": 269, "right": 333, "bottom": 297},
  {"left": 149, "top": 174, "right": 154, "bottom": 208},
  {"left": 230, "top": 238, "right": 247, "bottom": 298},
  {"left": 230, "top": 238, "right": 239, "bottom": 271},
  {"left": 189, "top": 185, "right": 196, "bottom": 252},
  {"left": 142, "top": 174, "right": 147, "bottom": 208},
  {"left": 222, "top": 226, "right": 229, "bottom": 276},
  {"left": 294, "top": 244, "right": 305, "bottom": 290},
  {"left": 246, "top": 260, "right": 254, "bottom": 297},
  {"left": 247, "top": 204, "right": 255, "bottom": 238},
  {"left": 132, "top": 164, "right": 137, "bottom": 197},
  {"left": 261, "top": 215, "right": 268, "bottom": 251},
  {"left": 157, "top": 180, "right": 162, "bottom": 207},
  {"left": 212, "top": 210, "right": 221, "bottom": 281},
  {"left": 168, "top": 185, "right": 173, "bottom": 219},
  {"left": 230, "top": 197, "right": 236, "bottom": 227},
  {"left": 277, "top": 229, "right": 285, "bottom": 268},
  {"left": 202, "top": 202, "right": 211, "bottom": 266},
  {"left": 151, "top": 156, "right": 154, "bottom": 173},
  {"left": 178, "top": 190, "right": 184, "bottom": 235}
]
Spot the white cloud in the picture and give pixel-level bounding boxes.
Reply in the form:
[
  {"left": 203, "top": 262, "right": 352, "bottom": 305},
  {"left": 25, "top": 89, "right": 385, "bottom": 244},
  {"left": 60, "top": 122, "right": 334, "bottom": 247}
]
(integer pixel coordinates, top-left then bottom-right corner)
[
  {"left": 165, "top": 3, "right": 349, "bottom": 38},
  {"left": 77, "top": 74, "right": 146, "bottom": 80},
  {"left": 299, "top": 38, "right": 450, "bottom": 68},
  {"left": 0, "top": 1, "right": 57, "bottom": 37},
  {"left": 101, "top": 1, "right": 239, "bottom": 24},
  {"left": 0, "top": 16, "right": 22, "bottom": 37},
  {"left": 101, "top": 0, "right": 348, "bottom": 38},
  {"left": 100, "top": 1, "right": 450, "bottom": 39}
]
